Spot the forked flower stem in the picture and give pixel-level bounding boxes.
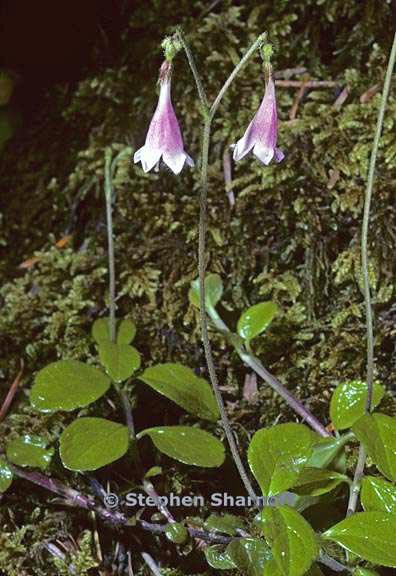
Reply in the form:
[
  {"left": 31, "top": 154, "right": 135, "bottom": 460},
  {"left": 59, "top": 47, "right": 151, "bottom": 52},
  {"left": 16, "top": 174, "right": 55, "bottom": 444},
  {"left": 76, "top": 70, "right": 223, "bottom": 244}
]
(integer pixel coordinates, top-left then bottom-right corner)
[
  {"left": 181, "top": 34, "right": 268, "bottom": 504},
  {"left": 347, "top": 32, "right": 396, "bottom": 517}
]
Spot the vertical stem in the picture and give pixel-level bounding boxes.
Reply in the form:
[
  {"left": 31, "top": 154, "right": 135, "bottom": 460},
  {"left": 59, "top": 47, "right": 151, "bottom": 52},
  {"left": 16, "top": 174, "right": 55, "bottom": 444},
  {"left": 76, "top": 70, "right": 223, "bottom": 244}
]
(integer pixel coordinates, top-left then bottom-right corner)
[
  {"left": 347, "top": 32, "right": 396, "bottom": 517},
  {"left": 347, "top": 445, "right": 366, "bottom": 516},
  {"left": 104, "top": 148, "right": 117, "bottom": 343},
  {"left": 199, "top": 118, "right": 258, "bottom": 503},
  {"left": 362, "top": 32, "right": 396, "bottom": 412}
]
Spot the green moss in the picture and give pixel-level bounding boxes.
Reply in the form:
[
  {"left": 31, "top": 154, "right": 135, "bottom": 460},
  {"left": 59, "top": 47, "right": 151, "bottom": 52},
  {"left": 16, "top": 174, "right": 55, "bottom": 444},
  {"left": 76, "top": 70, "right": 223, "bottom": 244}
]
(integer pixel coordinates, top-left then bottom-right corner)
[{"left": 0, "top": 0, "right": 395, "bottom": 573}]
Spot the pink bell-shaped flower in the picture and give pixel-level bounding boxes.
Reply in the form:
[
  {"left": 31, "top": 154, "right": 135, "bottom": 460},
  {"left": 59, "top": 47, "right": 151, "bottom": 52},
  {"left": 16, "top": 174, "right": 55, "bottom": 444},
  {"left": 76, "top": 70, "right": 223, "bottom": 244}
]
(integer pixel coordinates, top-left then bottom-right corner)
[
  {"left": 232, "top": 76, "right": 284, "bottom": 165},
  {"left": 134, "top": 61, "right": 194, "bottom": 175}
]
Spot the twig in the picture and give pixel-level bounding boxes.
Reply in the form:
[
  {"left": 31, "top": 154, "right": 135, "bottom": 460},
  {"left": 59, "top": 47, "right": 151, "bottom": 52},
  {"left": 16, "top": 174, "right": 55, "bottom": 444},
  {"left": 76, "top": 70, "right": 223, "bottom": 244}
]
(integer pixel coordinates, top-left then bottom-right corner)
[
  {"left": 289, "top": 77, "right": 310, "bottom": 120},
  {"left": 8, "top": 464, "right": 234, "bottom": 543},
  {"left": 142, "top": 480, "right": 175, "bottom": 525},
  {"left": 242, "top": 354, "right": 330, "bottom": 437},
  {"left": 273, "top": 66, "right": 307, "bottom": 79},
  {"left": 360, "top": 83, "right": 380, "bottom": 104},
  {"left": 0, "top": 360, "right": 24, "bottom": 422},
  {"left": 347, "top": 31, "right": 396, "bottom": 516},
  {"left": 275, "top": 79, "right": 337, "bottom": 88},
  {"left": 333, "top": 85, "right": 349, "bottom": 110},
  {"left": 127, "top": 551, "right": 134, "bottom": 576},
  {"left": 223, "top": 148, "right": 235, "bottom": 208},
  {"left": 141, "top": 552, "right": 162, "bottom": 576}
]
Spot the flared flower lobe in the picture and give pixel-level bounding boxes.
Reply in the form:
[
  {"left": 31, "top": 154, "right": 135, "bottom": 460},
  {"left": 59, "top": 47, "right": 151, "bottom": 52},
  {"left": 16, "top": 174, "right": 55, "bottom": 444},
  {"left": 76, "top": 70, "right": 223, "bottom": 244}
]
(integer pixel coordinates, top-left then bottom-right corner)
[
  {"left": 134, "top": 61, "right": 194, "bottom": 175},
  {"left": 232, "top": 77, "right": 284, "bottom": 166}
]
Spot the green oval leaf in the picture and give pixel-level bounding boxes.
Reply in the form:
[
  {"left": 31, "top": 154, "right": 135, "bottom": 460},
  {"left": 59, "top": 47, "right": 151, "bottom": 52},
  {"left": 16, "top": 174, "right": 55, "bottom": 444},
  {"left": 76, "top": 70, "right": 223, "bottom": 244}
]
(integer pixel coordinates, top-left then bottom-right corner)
[
  {"left": 352, "top": 413, "right": 396, "bottom": 481},
  {"left": 260, "top": 506, "right": 318, "bottom": 576},
  {"left": 92, "top": 318, "right": 113, "bottom": 343},
  {"left": 60, "top": 417, "right": 129, "bottom": 471},
  {"left": 164, "top": 522, "right": 188, "bottom": 544},
  {"left": 204, "top": 546, "right": 236, "bottom": 570},
  {"left": 31, "top": 360, "right": 111, "bottom": 412},
  {"left": 226, "top": 538, "right": 272, "bottom": 576},
  {"left": 237, "top": 302, "right": 278, "bottom": 344},
  {"left": 0, "top": 458, "right": 13, "bottom": 492},
  {"left": 205, "top": 513, "right": 245, "bottom": 535},
  {"left": 292, "top": 467, "right": 347, "bottom": 496},
  {"left": 330, "top": 380, "right": 385, "bottom": 430},
  {"left": 138, "top": 426, "right": 225, "bottom": 468},
  {"left": 98, "top": 342, "right": 141, "bottom": 383},
  {"left": 117, "top": 319, "right": 136, "bottom": 344},
  {"left": 189, "top": 274, "right": 223, "bottom": 310},
  {"left": 139, "top": 363, "right": 219, "bottom": 422},
  {"left": 248, "top": 424, "right": 317, "bottom": 497},
  {"left": 6, "top": 435, "right": 54, "bottom": 470},
  {"left": 361, "top": 476, "right": 396, "bottom": 514},
  {"left": 323, "top": 511, "right": 396, "bottom": 567}
]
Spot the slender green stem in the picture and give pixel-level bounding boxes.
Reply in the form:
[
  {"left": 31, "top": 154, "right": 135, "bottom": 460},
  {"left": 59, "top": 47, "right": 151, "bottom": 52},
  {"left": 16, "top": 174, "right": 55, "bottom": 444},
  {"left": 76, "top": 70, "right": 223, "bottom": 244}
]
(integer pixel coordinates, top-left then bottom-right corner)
[
  {"left": 104, "top": 148, "right": 117, "bottom": 342},
  {"left": 347, "top": 444, "right": 366, "bottom": 516},
  {"left": 176, "top": 27, "right": 209, "bottom": 112},
  {"left": 104, "top": 147, "right": 132, "bottom": 342},
  {"left": 199, "top": 117, "right": 258, "bottom": 503},
  {"left": 347, "top": 32, "right": 396, "bottom": 517},
  {"left": 362, "top": 32, "right": 396, "bottom": 412},
  {"left": 209, "top": 33, "right": 267, "bottom": 121}
]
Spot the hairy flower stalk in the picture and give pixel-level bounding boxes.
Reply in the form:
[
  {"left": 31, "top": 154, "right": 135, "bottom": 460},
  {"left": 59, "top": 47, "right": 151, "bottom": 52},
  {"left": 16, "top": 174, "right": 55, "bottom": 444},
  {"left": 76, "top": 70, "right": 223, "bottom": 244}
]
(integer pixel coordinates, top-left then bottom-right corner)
[
  {"left": 134, "top": 60, "right": 194, "bottom": 174},
  {"left": 232, "top": 68, "right": 284, "bottom": 165}
]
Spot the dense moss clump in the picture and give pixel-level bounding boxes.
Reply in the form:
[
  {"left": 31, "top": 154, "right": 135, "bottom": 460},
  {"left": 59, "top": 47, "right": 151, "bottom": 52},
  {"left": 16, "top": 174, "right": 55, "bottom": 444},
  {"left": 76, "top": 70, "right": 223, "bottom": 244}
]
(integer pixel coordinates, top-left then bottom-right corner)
[{"left": 0, "top": 0, "right": 395, "bottom": 573}]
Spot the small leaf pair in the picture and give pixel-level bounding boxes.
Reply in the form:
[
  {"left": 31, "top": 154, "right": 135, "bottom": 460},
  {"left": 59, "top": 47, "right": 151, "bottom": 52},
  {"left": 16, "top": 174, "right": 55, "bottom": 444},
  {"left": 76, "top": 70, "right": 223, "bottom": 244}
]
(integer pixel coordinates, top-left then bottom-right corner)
[{"left": 189, "top": 273, "right": 278, "bottom": 346}]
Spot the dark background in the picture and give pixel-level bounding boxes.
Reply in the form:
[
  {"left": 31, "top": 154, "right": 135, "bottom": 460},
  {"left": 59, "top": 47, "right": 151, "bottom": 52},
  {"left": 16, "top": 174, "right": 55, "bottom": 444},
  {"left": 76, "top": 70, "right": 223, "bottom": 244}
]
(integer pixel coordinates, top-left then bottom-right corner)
[{"left": 0, "top": 0, "right": 127, "bottom": 107}]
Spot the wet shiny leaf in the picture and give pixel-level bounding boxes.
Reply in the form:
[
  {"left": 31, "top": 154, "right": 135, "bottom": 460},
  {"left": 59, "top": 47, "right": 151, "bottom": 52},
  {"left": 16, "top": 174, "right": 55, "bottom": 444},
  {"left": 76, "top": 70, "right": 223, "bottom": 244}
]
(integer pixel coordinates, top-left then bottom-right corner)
[
  {"left": 260, "top": 506, "right": 318, "bottom": 576},
  {"left": 0, "top": 458, "right": 13, "bottom": 492},
  {"left": 353, "top": 413, "right": 396, "bottom": 481},
  {"left": 248, "top": 423, "right": 317, "bottom": 496},
  {"left": 330, "top": 380, "right": 384, "bottom": 430},
  {"left": 31, "top": 360, "right": 111, "bottom": 412},
  {"left": 323, "top": 511, "right": 396, "bottom": 567},
  {"left": 98, "top": 342, "right": 141, "bottom": 383},
  {"left": 237, "top": 301, "right": 278, "bottom": 344},
  {"left": 6, "top": 435, "right": 54, "bottom": 470},
  {"left": 139, "top": 363, "right": 219, "bottom": 421},
  {"left": 60, "top": 417, "right": 129, "bottom": 471},
  {"left": 361, "top": 476, "right": 396, "bottom": 514},
  {"left": 138, "top": 426, "right": 225, "bottom": 468}
]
